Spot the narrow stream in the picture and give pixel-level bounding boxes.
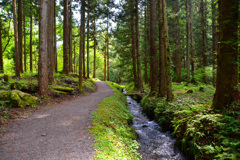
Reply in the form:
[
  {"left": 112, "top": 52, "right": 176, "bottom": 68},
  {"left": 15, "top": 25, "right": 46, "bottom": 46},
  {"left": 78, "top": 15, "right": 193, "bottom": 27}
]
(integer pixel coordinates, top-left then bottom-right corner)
[{"left": 125, "top": 92, "right": 185, "bottom": 160}]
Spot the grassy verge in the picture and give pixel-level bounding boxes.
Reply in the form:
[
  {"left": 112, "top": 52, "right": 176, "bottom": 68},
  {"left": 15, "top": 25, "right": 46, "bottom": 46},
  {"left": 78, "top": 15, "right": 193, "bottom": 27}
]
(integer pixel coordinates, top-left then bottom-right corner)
[
  {"left": 90, "top": 81, "right": 141, "bottom": 160},
  {"left": 140, "top": 82, "right": 240, "bottom": 159}
]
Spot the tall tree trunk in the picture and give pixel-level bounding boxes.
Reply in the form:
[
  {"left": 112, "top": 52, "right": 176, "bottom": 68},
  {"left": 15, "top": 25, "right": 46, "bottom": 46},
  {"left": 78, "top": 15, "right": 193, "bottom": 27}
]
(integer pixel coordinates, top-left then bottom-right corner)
[
  {"left": 0, "top": 16, "right": 3, "bottom": 73},
  {"left": 30, "top": 0, "right": 33, "bottom": 72},
  {"left": 211, "top": 0, "right": 239, "bottom": 110},
  {"left": 93, "top": 17, "right": 96, "bottom": 78},
  {"left": 24, "top": 15, "right": 27, "bottom": 72},
  {"left": 103, "top": 40, "right": 106, "bottom": 81},
  {"left": 189, "top": 0, "right": 194, "bottom": 81},
  {"left": 54, "top": 0, "right": 57, "bottom": 73},
  {"left": 107, "top": 16, "right": 110, "bottom": 81},
  {"left": 69, "top": 0, "right": 73, "bottom": 73},
  {"left": 163, "top": 0, "right": 173, "bottom": 101},
  {"left": 39, "top": 0, "right": 49, "bottom": 95},
  {"left": 149, "top": 0, "right": 158, "bottom": 96},
  {"left": 200, "top": 0, "right": 207, "bottom": 83},
  {"left": 13, "top": 0, "right": 20, "bottom": 78},
  {"left": 73, "top": 40, "right": 76, "bottom": 73},
  {"left": 87, "top": 8, "right": 90, "bottom": 78},
  {"left": 159, "top": 0, "right": 166, "bottom": 97},
  {"left": 212, "top": 0, "right": 217, "bottom": 85},
  {"left": 83, "top": 14, "right": 86, "bottom": 79},
  {"left": 186, "top": 0, "right": 190, "bottom": 83},
  {"left": 131, "top": 0, "right": 137, "bottom": 89},
  {"left": 48, "top": 0, "right": 54, "bottom": 84},
  {"left": 135, "top": 0, "right": 144, "bottom": 92},
  {"left": 63, "top": 0, "right": 69, "bottom": 75},
  {"left": 18, "top": 0, "right": 23, "bottom": 73},
  {"left": 79, "top": 0, "right": 85, "bottom": 93},
  {"left": 144, "top": 0, "right": 148, "bottom": 84},
  {"left": 172, "top": 0, "right": 181, "bottom": 83}
]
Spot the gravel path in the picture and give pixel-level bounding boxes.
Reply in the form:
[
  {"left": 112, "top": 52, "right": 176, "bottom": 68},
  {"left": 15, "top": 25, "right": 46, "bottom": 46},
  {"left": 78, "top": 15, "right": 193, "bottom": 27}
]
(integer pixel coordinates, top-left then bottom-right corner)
[{"left": 0, "top": 81, "right": 113, "bottom": 160}]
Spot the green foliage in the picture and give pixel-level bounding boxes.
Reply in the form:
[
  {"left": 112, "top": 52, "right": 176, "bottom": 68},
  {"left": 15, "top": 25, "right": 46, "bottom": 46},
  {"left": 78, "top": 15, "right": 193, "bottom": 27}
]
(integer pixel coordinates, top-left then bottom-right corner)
[
  {"left": 178, "top": 67, "right": 216, "bottom": 84},
  {"left": 91, "top": 82, "right": 141, "bottom": 160},
  {"left": 141, "top": 83, "right": 240, "bottom": 159}
]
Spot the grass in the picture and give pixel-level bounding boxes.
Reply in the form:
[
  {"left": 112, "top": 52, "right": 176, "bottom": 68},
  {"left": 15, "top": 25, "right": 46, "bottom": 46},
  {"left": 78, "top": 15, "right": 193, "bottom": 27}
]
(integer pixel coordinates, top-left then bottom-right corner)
[
  {"left": 90, "top": 81, "right": 141, "bottom": 160},
  {"left": 140, "top": 82, "right": 240, "bottom": 159}
]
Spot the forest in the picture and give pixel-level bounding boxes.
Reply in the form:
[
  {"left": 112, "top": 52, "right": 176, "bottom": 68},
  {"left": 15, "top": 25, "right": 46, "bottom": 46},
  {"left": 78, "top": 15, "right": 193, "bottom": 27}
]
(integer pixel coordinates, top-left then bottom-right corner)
[{"left": 0, "top": 0, "right": 239, "bottom": 159}]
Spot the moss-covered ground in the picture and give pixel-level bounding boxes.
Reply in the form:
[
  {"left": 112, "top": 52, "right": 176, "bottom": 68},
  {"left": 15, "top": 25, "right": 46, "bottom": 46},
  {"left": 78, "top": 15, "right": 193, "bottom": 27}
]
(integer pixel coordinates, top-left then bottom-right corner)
[
  {"left": 134, "top": 82, "right": 240, "bottom": 160},
  {"left": 0, "top": 73, "right": 96, "bottom": 128},
  {"left": 90, "top": 81, "right": 141, "bottom": 160}
]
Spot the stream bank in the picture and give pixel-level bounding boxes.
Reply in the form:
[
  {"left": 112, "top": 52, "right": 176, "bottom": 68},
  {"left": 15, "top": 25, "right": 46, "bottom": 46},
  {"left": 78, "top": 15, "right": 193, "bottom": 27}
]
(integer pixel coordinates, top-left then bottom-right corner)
[{"left": 125, "top": 90, "right": 185, "bottom": 160}]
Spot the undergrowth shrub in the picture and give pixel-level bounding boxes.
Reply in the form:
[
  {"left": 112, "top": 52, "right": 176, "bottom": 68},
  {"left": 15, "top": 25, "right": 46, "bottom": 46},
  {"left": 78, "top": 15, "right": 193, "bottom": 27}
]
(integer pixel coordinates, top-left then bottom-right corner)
[
  {"left": 91, "top": 82, "right": 141, "bottom": 160},
  {"left": 141, "top": 83, "right": 240, "bottom": 159}
]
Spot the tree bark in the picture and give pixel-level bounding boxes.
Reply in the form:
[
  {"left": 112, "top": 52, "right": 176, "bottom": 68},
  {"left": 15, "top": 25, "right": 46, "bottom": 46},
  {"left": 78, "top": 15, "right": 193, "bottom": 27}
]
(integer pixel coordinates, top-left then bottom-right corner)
[
  {"left": 13, "top": 0, "right": 20, "bottom": 78},
  {"left": 63, "top": 0, "right": 69, "bottom": 75},
  {"left": 87, "top": 8, "right": 90, "bottom": 78},
  {"left": 69, "top": 0, "right": 73, "bottom": 73},
  {"left": 135, "top": 0, "right": 144, "bottom": 92},
  {"left": 131, "top": 0, "right": 138, "bottom": 89},
  {"left": 23, "top": 15, "right": 27, "bottom": 72},
  {"left": 200, "top": 0, "right": 207, "bottom": 83},
  {"left": 73, "top": 40, "right": 76, "bottom": 73},
  {"left": 172, "top": 0, "right": 181, "bottom": 83},
  {"left": 30, "top": 0, "right": 33, "bottom": 72},
  {"left": 0, "top": 16, "right": 3, "bottom": 73},
  {"left": 163, "top": 0, "right": 173, "bottom": 101},
  {"left": 189, "top": 0, "right": 194, "bottom": 80},
  {"left": 103, "top": 40, "right": 106, "bottom": 81},
  {"left": 18, "top": 0, "right": 23, "bottom": 73},
  {"left": 107, "top": 16, "right": 110, "bottom": 81},
  {"left": 144, "top": 0, "right": 148, "bottom": 84},
  {"left": 79, "top": 0, "right": 85, "bottom": 93},
  {"left": 39, "top": 0, "right": 49, "bottom": 95},
  {"left": 48, "top": 0, "right": 54, "bottom": 84},
  {"left": 54, "top": 0, "right": 57, "bottom": 73},
  {"left": 212, "top": 0, "right": 217, "bottom": 85},
  {"left": 186, "top": 0, "right": 190, "bottom": 83},
  {"left": 159, "top": 0, "right": 166, "bottom": 97},
  {"left": 211, "top": 0, "right": 239, "bottom": 110},
  {"left": 93, "top": 17, "right": 96, "bottom": 78},
  {"left": 149, "top": 0, "right": 158, "bottom": 96}
]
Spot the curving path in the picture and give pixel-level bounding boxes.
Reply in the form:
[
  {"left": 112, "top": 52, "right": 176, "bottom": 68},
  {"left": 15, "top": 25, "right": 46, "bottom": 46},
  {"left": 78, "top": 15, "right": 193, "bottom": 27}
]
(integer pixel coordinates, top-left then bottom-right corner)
[{"left": 0, "top": 81, "right": 113, "bottom": 160}]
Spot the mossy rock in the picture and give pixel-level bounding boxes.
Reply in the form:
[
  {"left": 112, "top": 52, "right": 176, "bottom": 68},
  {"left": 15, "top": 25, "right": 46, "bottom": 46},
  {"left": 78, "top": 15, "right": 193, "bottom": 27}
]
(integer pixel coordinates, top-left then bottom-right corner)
[
  {"left": 10, "top": 90, "right": 39, "bottom": 108},
  {"left": 10, "top": 82, "right": 38, "bottom": 93},
  {"left": 51, "top": 86, "right": 74, "bottom": 95},
  {"left": 0, "top": 90, "right": 9, "bottom": 100}
]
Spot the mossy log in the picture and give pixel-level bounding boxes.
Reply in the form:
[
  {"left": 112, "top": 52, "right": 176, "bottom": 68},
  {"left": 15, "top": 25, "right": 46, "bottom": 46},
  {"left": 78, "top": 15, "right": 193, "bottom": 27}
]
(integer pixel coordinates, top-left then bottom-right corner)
[{"left": 51, "top": 86, "right": 74, "bottom": 95}]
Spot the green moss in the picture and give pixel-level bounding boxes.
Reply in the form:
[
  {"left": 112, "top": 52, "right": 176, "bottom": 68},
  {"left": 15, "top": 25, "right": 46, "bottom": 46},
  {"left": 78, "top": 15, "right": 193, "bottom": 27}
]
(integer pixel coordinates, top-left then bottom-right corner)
[
  {"left": 51, "top": 86, "right": 74, "bottom": 92},
  {"left": 10, "top": 90, "right": 39, "bottom": 108},
  {"left": 83, "top": 79, "right": 96, "bottom": 92},
  {"left": 91, "top": 81, "right": 141, "bottom": 160},
  {"left": 0, "top": 91, "right": 9, "bottom": 100}
]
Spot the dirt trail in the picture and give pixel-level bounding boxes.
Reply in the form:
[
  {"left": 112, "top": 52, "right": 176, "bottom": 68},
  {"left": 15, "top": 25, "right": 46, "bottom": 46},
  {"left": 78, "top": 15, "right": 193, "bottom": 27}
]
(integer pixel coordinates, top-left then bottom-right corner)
[{"left": 0, "top": 81, "right": 113, "bottom": 160}]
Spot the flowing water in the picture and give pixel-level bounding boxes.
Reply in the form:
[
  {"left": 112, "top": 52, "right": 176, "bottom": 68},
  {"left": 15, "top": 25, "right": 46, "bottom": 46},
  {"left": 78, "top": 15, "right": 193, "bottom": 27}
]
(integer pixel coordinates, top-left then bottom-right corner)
[{"left": 125, "top": 93, "right": 185, "bottom": 160}]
